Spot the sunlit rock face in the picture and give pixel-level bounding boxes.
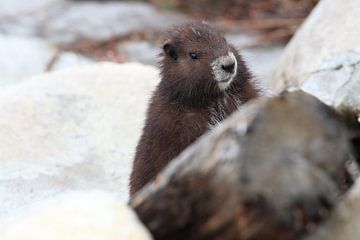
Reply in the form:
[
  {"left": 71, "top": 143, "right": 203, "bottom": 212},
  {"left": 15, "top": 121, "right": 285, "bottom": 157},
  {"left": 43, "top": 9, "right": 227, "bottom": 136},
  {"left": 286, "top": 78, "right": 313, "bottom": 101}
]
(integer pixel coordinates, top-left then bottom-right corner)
[
  {"left": 0, "top": 191, "right": 153, "bottom": 240},
  {"left": 0, "top": 62, "right": 159, "bottom": 225},
  {"left": 271, "top": 0, "right": 360, "bottom": 94}
]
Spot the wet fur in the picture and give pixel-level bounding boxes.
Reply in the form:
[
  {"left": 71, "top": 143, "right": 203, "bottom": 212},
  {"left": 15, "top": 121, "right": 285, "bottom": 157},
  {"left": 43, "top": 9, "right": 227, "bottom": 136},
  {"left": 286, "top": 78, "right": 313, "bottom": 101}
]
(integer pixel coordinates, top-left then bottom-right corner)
[{"left": 129, "top": 22, "right": 260, "bottom": 195}]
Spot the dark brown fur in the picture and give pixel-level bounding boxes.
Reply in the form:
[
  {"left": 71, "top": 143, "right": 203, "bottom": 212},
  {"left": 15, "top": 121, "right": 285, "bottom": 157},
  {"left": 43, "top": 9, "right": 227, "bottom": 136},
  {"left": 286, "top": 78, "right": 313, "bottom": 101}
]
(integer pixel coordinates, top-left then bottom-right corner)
[{"left": 129, "top": 22, "right": 260, "bottom": 195}]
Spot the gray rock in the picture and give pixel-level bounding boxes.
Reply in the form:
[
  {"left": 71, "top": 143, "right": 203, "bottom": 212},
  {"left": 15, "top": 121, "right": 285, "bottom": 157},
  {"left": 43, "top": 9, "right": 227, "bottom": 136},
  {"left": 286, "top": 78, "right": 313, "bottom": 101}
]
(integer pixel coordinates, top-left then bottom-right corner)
[
  {"left": 301, "top": 52, "right": 360, "bottom": 116},
  {"left": 271, "top": 0, "right": 360, "bottom": 92},
  {"left": 0, "top": 0, "right": 63, "bottom": 37},
  {"left": 118, "top": 41, "right": 160, "bottom": 66},
  {"left": 51, "top": 51, "right": 94, "bottom": 71},
  {"left": 225, "top": 32, "right": 258, "bottom": 48},
  {"left": 0, "top": 34, "right": 56, "bottom": 85},
  {"left": 0, "top": 63, "right": 160, "bottom": 225},
  {"left": 241, "top": 45, "right": 284, "bottom": 86},
  {"left": 0, "top": 34, "right": 97, "bottom": 85},
  {"left": 0, "top": 0, "right": 61, "bottom": 17}
]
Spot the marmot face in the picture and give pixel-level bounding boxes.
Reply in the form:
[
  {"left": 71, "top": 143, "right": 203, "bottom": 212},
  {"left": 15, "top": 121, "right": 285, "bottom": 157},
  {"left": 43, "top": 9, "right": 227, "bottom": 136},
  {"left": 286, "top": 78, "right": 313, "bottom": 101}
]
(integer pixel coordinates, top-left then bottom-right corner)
[{"left": 159, "top": 22, "right": 242, "bottom": 106}]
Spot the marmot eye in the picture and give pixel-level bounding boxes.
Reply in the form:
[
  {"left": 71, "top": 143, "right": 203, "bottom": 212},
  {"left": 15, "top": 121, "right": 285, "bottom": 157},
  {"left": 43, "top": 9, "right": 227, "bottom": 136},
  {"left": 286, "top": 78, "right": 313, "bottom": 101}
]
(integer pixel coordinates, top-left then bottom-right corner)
[{"left": 189, "top": 52, "right": 198, "bottom": 60}]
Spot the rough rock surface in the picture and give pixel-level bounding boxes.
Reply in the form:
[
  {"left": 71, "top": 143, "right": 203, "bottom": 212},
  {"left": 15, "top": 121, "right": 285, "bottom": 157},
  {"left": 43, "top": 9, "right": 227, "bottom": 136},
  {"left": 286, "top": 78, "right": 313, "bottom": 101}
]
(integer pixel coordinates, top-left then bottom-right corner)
[
  {"left": 0, "top": 191, "right": 152, "bottom": 240},
  {"left": 301, "top": 52, "right": 360, "bottom": 117},
  {"left": 271, "top": 0, "right": 360, "bottom": 92},
  {"left": 0, "top": 62, "right": 159, "bottom": 225}
]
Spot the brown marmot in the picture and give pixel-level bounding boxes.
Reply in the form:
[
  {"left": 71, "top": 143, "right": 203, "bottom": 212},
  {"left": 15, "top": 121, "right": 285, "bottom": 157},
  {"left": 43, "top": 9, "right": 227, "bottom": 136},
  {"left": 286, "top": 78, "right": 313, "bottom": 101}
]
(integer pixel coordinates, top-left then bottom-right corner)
[{"left": 129, "top": 22, "right": 260, "bottom": 195}]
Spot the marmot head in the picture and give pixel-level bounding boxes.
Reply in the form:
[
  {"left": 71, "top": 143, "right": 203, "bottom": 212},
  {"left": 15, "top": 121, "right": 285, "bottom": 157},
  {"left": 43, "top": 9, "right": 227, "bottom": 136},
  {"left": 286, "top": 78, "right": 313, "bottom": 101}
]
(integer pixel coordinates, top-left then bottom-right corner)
[{"left": 159, "top": 22, "right": 251, "bottom": 106}]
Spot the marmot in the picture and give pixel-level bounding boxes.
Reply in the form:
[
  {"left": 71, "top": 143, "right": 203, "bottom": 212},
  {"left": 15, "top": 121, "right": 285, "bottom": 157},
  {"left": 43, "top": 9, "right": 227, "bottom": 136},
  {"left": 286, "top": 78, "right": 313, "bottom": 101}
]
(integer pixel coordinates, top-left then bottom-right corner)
[{"left": 129, "top": 22, "right": 260, "bottom": 195}]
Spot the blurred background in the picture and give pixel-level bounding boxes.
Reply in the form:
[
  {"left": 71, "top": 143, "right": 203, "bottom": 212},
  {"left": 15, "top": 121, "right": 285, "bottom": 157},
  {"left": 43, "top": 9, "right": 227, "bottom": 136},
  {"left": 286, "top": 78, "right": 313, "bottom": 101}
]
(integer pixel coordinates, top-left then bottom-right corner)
[{"left": 0, "top": 0, "right": 318, "bottom": 86}]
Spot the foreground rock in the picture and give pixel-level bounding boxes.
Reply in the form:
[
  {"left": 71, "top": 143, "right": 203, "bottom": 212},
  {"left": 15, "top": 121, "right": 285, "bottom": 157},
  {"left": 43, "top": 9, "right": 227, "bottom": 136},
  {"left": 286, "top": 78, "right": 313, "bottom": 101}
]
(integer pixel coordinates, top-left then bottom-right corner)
[
  {"left": 130, "top": 91, "right": 354, "bottom": 240},
  {"left": 0, "top": 63, "right": 159, "bottom": 225},
  {"left": 271, "top": 0, "right": 360, "bottom": 92},
  {"left": 0, "top": 191, "right": 152, "bottom": 240},
  {"left": 305, "top": 179, "right": 360, "bottom": 240}
]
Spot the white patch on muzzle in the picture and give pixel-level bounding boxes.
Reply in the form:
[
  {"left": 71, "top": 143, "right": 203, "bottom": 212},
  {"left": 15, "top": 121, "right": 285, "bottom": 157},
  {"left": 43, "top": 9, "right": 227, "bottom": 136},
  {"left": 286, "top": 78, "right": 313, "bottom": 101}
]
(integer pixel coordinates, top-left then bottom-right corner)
[{"left": 210, "top": 52, "right": 237, "bottom": 90}]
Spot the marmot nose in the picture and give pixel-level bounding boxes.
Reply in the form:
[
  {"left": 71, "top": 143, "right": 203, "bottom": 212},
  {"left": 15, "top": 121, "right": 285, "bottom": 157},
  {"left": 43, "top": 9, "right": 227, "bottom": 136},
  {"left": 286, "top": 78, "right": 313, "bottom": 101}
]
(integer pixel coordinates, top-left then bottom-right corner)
[{"left": 222, "top": 63, "right": 235, "bottom": 73}]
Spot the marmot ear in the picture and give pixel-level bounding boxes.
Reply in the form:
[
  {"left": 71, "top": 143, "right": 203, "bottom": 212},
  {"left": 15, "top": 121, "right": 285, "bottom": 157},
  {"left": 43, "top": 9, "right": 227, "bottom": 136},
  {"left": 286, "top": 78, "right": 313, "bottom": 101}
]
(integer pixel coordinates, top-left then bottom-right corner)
[{"left": 163, "top": 41, "right": 178, "bottom": 60}]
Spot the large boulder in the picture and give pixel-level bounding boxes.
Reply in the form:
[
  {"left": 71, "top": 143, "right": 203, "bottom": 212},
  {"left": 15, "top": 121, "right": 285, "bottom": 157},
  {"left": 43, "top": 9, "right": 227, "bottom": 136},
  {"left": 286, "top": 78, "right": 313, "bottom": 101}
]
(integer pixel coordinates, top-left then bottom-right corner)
[
  {"left": 130, "top": 91, "right": 354, "bottom": 240},
  {"left": 0, "top": 62, "right": 159, "bottom": 224},
  {"left": 0, "top": 191, "right": 152, "bottom": 240},
  {"left": 301, "top": 52, "right": 360, "bottom": 116},
  {"left": 271, "top": 0, "right": 360, "bottom": 93}
]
